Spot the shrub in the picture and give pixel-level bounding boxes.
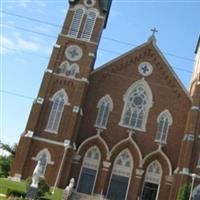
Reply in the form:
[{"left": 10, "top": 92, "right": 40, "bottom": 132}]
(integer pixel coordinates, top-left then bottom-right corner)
[
  {"left": 6, "top": 188, "right": 26, "bottom": 198},
  {"left": 177, "top": 184, "right": 191, "bottom": 200}
]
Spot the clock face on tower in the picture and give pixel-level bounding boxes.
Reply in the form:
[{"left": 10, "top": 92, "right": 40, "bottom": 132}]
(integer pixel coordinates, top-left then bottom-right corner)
[{"left": 65, "top": 45, "right": 83, "bottom": 62}]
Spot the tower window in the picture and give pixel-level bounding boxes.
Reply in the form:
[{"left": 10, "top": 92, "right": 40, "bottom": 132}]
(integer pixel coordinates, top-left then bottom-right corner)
[
  {"left": 59, "top": 61, "right": 79, "bottom": 78},
  {"left": 155, "top": 110, "right": 173, "bottom": 144},
  {"left": 95, "top": 95, "right": 113, "bottom": 129},
  {"left": 46, "top": 89, "right": 68, "bottom": 133},
  {"left": 119, "top": 79, "right": 153, "bottom": 131},
  {"left": 68, "top": 7, "right": 85, "bottom": 37},
  {"left": 81, "top": 10, "right": 97, "bottom": 40}
]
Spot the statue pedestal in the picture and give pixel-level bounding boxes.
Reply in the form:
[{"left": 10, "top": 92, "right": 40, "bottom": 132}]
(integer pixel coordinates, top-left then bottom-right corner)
[{"left": 25, "top": 186, "right": 38, "bottom": 200}]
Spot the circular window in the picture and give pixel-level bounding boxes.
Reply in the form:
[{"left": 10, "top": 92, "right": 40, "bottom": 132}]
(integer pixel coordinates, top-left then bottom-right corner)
[
  {"left": 138, "top": 62, "right": 153, "bottom": 76},
  {"left": 65, "top": 45, "right": 82, "bottom": 62},
  {"left": 84, "top": 0, "right": 96, "bottom": 7},
  {"left": 133, "top": 96, "right": 143, "bottom": 106}
]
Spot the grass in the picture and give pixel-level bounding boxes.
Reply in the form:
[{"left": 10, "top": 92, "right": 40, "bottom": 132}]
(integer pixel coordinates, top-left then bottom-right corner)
[{"left": 0, "top": 178, "right": 63, "bottom": 200}]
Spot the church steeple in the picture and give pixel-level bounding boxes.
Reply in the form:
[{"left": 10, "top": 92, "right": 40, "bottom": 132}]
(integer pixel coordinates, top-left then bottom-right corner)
[{"left": 11, "top": 0, "right": 112, "bottom": 188}]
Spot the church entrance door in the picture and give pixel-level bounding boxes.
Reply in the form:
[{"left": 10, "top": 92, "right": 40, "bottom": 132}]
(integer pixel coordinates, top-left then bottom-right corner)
[
  {"left": 77, "top": 168, "right": 96, "bottom": 194},
  {"left": 107, "top": 175, "right": 129, "bottom": 200},
  {"left": 141, "top": 182, "right": 158, "bottom": 200}
]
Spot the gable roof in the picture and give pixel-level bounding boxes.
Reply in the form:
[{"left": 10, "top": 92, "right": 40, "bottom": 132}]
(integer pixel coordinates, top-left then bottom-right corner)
[
  {"left": 92, "top": 37, "right": 192, "bottom": 101},
  {"left": 195, "top": 35, "right": 200, "bottom": 54}
]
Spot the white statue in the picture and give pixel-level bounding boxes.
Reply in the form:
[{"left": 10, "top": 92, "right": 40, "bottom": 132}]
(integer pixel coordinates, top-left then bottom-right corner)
[
  {"left": 31, "top": 160, "right": 43, "bottom": 188},
  {"left": 31, "top": 154, "right": 47, "bottom": 188},
  {"left": 63, "top": 178, "right": 75, "bottom": 200}
]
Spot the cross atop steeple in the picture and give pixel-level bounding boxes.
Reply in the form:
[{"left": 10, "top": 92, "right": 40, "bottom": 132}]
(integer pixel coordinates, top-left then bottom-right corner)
[{"left": 150, "top": 27, "right": 158, "bottom": 36}]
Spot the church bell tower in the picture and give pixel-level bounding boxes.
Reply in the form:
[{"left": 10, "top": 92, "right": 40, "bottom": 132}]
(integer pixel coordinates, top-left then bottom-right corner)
[{"left": 11, "top": 0, "right": 112, "bottom": 187}]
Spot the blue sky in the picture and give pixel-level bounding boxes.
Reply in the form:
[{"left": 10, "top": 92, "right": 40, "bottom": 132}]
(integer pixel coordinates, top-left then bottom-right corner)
[{"left": 1, "top": 0, "right": 200, "bottom": 146}]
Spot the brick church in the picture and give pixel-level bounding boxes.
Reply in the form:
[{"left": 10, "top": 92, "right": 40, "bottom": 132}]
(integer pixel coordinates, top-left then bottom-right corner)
[{"left": 11, "top": 0, "right": 200, "bottom": 199}]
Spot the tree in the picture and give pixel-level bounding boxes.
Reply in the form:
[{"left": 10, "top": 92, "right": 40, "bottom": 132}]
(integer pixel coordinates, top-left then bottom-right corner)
[
  {"left": 177, "top": 184, "right": 191, "bottom": 200},
  {"left": 0, "top": 141, "right": 17, "bottom": 177}
]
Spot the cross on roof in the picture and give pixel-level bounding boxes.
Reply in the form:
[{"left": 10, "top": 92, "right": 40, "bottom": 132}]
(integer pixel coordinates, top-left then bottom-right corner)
[{"left": 150, "top": 27, "right": 158, "bottom": 36}]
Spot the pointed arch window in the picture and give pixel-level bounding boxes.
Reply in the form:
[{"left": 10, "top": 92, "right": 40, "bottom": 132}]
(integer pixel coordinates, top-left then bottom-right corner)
[
  {"left": 68, "top": 6, "right": 85, "bottom": 37},
  {"left": 120, "top": 79, "right": 153, "bottom": 131},
  {"left": 193, "top": 185, "right": 200, "bottom": 200},
  {"left": 95, "top": 95, "right": 113, "bottom": 129},
  {"left": 107, "top": 149, "right": 133, "bottom": 200},
  {"left": 141, "top": 161, "right": 162, "bottom": 200},
  {"left": 197, "top": 153, "right": 200, "bottom": 168},
  {"left": 77, "top": 146, "right": 101, "bottom": 195},
  {"left": 59, "top": 61, "right": 79, "bottom": 78},
  {"left": 81, "top": 9, "right": 98, "bottom": 40},
  {"left": 46, "top": 89, "right": 68, "bottom": 133},
  {"left": 155, "top": 110, "right": 173, "bottom": 144}
]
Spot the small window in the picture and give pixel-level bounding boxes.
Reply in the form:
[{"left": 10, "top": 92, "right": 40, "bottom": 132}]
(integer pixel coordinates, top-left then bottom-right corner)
[
  {"left": 59, "top": 62, "right": 79, "bottom": 78},
  {"left": 68, "top": 7, "right": 85, "bottom": 37},
  {"left": 59, "top": 61, "right": 69, "bottom": 75},
  {"left": 81, "top": 10, "right": 97, "bottom": 40},
  {"left": 95, "top": 95, "right": 113, "bottom": 129},
  {"left": 66, "top": 63, "right": 79, "bottom": 77},
  {"left": 155, "top": 110, "right": 172, "bottom": 144}
]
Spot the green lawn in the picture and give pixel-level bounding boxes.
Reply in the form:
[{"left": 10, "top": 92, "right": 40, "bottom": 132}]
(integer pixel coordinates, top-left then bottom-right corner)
[{"left": 0, "top": 178, "right": 63, "bottom": 199}]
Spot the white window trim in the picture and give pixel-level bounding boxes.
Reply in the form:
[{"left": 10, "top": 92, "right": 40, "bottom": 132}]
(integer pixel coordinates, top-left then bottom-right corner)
[
  {"left": 46, "top": 89, "right": 69, "bottom": 133},
  {"left": 76, "top": 146, "right": 101, "bottom": 194},
  {"left": 119, "top": 79, "right": 153, "bottom": 132},
  {"left": 107, "top": 149, "right": 133, "bottom": 200},
  {"left": 94, "top": 94, "right": 113, "bottom": 129},
  {"left": 81, "top": 8, "right": 99, "bottom": 41},
  {"left": 155, "top": 109, "right": 173, "bottom": 144},
  {"left": 68, "top": 5, "right": 86, "bottom": 38}
]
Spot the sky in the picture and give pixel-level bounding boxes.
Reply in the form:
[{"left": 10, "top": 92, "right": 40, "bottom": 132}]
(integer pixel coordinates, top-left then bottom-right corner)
[{"left": 0, "top": 0, "right": 200, "bottom": 147}]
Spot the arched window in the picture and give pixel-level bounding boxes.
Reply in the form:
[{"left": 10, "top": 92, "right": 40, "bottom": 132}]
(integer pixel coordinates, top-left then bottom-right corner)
[
  {"left": 197, "top": 153, "right": 200, "bottom": 167},
  {"left": 34, "top": 148, "right": 52, "bottom": 176},
  {"left": 59, "top": 62, "right": 79, "bottom": 78},
  {"left": 81, "top": 9, "right": 98, "bottom": 40},
  {"left": 120, "top": 79, "right": 153, "bottom": 131},
  {"left": 46, "top": 89, "right": 68, "bottom": 133},
  {"left": 141, "top": 161, "right": 162, "bottom": 200},
  {"left": 59, "top": 61, "right": 69, "bottom": 75},
  {"left": 193, "top": 185, "right": 200, "bottom": 200},
  {"left": 77, "top": 146, "right": 101, "bottom": 195},
  {"left": 107, "top": 149, "right": 133, "bottom": 200},
  {"left": 95, "top": 95, "right": 113, "bottom": 129},
  {"left": 67, "top": 63, "right": 79, "bottom": 77},
  {"left": 155, "top": 110, "right": 173, "bottom": 144},
  {"left": 68, "top": 6, "right": 85, "bottom": 37}
]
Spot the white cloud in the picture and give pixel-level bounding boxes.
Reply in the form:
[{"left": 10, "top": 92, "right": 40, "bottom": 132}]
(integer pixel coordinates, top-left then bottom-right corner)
[{"left": 0, "top": 35, "right": 41, "bottom": 54}]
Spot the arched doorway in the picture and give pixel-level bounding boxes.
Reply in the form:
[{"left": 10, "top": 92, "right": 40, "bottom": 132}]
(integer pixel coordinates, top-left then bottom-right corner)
[
  {"left": 107, "top": 149, "right": 133, "bottom": 200},
  {"left": 141, "top": 160, "right": 162, "bottom": 200},
  {"left": 77, "top": 146, "right": 101, "bottom": 195}
]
